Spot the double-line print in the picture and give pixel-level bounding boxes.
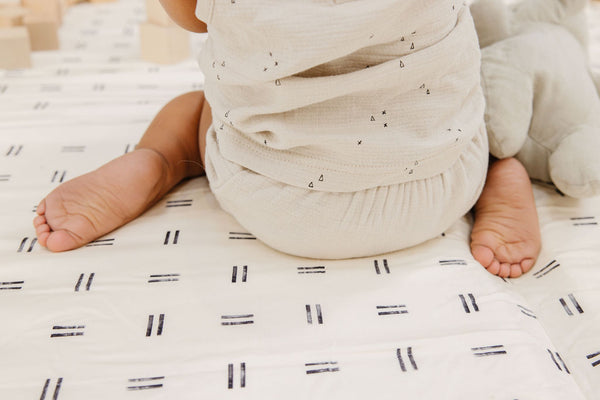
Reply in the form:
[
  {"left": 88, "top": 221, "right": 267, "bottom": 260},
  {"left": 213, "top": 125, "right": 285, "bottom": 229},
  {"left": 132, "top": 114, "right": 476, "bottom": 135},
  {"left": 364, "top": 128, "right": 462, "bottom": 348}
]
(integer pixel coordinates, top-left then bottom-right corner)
[
  {"left": 396, "top": 347, "right": 418, "bottom": 372},
  {"left": 51, "top": 325, "right": 85, "bottom": 338},
  {"left": 127, "top": 376, "right": 164, "bottom": 391},
  {"left": 0, "top": 280, "right": 23, "bottom": 290},
  {"left": 471, "top": 345, "right": 506, "bottom": 357},
  {"left": 75, "top": 273, "right": 95, "bottom": 291},
  {"left": 221, "top": 314, "right": 254, "bottom": 326},
  {"left": 305, "top": 361, "right": 339, "bottom": 375}
]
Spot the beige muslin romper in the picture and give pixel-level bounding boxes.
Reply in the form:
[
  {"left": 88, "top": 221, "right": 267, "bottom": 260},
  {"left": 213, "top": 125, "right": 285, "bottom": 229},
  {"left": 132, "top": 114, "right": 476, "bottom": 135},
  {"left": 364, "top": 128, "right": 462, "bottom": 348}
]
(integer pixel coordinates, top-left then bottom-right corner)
[{"left": 197, "top": 0, "right": 488, "bottom": 258}]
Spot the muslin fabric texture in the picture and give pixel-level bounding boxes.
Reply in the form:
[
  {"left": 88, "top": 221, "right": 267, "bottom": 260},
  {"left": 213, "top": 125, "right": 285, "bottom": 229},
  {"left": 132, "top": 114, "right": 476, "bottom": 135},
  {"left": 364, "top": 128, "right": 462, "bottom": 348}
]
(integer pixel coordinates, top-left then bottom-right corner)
[{"left": 197, "top": 0, "right": 488, "bottom": 258}]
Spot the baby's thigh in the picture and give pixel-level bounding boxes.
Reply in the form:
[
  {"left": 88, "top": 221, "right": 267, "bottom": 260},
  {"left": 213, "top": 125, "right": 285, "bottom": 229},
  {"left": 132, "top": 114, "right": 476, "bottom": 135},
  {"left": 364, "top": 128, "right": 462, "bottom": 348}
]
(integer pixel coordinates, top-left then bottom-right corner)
[{"left": 198, "top": 97, "right": 212, "bottom": 169}]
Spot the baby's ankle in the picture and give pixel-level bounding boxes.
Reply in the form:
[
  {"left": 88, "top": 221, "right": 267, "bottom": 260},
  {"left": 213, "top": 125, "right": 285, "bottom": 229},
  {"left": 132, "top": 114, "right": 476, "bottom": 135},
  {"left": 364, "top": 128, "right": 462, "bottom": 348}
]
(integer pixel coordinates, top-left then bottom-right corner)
[{"left": 123, "top": 147, "right": 174, "bottom": 204}]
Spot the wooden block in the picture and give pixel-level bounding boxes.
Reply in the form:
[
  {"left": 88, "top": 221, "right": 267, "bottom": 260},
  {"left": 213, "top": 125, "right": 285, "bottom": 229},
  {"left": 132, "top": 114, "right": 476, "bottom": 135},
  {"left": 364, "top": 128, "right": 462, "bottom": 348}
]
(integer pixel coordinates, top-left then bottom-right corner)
[
  {"left": 24, "top": 14, "right": 58, "bottom": 50},
  {"left": 0, "top": 6, "right": 29, "bottom": 27},
  {"left": 64, "top": 0, "right": 87, "bottom": 6},
  {"left": 0, "top": 0, "right": 22, "bottom": 8},
  {"left": 21, "top": 0, "right": 61, "bottom": 24},
  {"left": 0, "top": 26, "right": 31, "bottom": 69},
  {"left": 139, "top": 21, "right": 190, "bottom": 64},
  {"left": 145, "top": 0, "right": 174, "bottom": 27}
]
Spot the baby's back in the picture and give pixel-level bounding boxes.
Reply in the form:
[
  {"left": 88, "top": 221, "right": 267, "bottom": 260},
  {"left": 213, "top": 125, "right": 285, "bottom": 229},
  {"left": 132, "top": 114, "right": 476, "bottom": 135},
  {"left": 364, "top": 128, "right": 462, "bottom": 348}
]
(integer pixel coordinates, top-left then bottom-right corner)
[{"left": 198, "top": 0, "right": 485, "bottom": 192}]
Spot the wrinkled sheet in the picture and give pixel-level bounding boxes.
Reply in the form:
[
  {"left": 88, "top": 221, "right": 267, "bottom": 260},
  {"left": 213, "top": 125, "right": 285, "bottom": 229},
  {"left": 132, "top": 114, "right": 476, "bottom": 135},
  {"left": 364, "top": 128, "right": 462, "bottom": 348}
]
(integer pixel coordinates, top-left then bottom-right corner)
[{"left": 0, "top": 1, "right": 599, "bottom": 398}]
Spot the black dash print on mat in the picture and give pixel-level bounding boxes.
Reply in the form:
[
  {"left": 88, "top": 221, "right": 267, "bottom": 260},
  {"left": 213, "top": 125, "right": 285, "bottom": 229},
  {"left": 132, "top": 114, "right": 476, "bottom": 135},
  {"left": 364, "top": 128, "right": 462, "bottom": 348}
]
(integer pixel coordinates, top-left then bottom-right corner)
[
  {"left": 396, "top": 347, "right": 418, "bottom": 372},
  {"left": 163, "top": 230, "right": 180, "bottom": 245},
  {"left": 374, "top": 259, "right": 390, "bottom": 274},
  {"left": 547, "top": 349, "right": 570, "bottom": 373},
  {"left": 587, "top": 351, "right": 600, "bottom": 367},
  {"left": 517, "top": 304, "right": 537, "bottom": 319},
  {"left": 146, "top": 314, "right": 165, "bottom": 336},
  {"left": 459, "top": 294, "right": 479, "bottom": 313},
  {"left": 377, "top": 305, "right": 408, "bottom": 316},
  {"left": 40, "top": 378, "right": 63, "bottom": 400},
  {"left": 127, "top": 376, "right": 164, "bottom": 391},
  {"left": 5, "top": 145, "right": 23, "bottom": 156},
  {"left": 33, "top": 101, "right": 49, "bottom": 110},
  {"left": 221, "top": 314, "right": 254, "bottom": 326},
  {"left": 0, "top": 174, "right": 11, "bottom": 182},
  {"left": 439, "top": 259, "right": 467, "bottom": 266},
  {"left": 471, "top": 345, "right": 506, "bottom": 357},
  {"left": 559, "top": 293, "right": 584, "bottom": 316},
  {"left": 306, "top": 304, "right": 323, "bottom": 324},
  {"left": 0, "top": 280, "right": 24, "bottom": 290},
  {"left": 148, "top": 274, "right": 180, "bottom": 283},
  {"left": 232, "top": 266, "right": 248, "bottom": 283},
  {"left": 124, "top": 143, "right": 136, "bottom": 154},
  {"left": 534, "top": 260, "right": 560, "bottom": 279},
  {"left": 61, "top": 146, "right": 85, "bottom": 153},
  {"left": 227, "top": 363, "right": 246, "bottom": 389},
  {"left": 17, "top": 237, "right": 37, "bottom": 253},
  {"left": 229, "top": 232, "right": 256, "bottom": 240},
  {"left": 74, "top": 273, "right": 95, "bottom": 291},
  {"left": 86, "top": 238, "right": 114, "bottom": 247},
  {"left": 305, "top": 361, "right": 339, "bottom": 375},
  {"left": 166, "top": 199, "right": 192, "bottom": 208},
  {"left": 297, "top": 266, "right": 326, "bottom": 274},
  {"left": 570, "top": 216, "right": 597, "bottom": 226},
  {"left": 50, "top": 170, "right": 67, "bottom": 183},
  {"left": 51, "top": 325, "right": 85, "bottom": 338}
]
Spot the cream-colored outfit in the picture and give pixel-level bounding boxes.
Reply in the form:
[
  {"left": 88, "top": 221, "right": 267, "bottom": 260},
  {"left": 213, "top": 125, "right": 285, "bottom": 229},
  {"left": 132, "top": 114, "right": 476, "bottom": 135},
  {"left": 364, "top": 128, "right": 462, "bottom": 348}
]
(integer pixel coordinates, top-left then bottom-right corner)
[{"left": 196, "top": 0, "right": 488, "bottom": 259}]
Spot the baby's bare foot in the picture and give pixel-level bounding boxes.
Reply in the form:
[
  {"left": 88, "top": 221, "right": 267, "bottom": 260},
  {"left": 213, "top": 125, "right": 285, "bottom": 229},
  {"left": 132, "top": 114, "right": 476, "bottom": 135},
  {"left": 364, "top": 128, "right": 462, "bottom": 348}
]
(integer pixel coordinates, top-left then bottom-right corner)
[
  {"left": 470, "top": 158, "right": 541, "bottom": 278},
  {"left": 33, "top": 149, "right": 168, "bottom": 252}
]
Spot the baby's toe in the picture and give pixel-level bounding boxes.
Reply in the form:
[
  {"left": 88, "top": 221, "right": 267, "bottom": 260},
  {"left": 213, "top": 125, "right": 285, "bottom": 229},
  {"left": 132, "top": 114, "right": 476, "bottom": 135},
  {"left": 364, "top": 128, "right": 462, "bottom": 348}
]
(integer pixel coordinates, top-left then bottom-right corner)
[
  {"left": 37, "top": 231, "right": 50, "bottom": 247},
  {"left": 33, "top": 215, "right": 46, "bottom": 228},
  {"left": 36, "top": 199, "right": 46, "bottom": 215},
  {"left": 486, "top": 259, "right": 501, "bottom": 275},
  {"left": 498, "top": 263, "right": 511, "bottom": 278},
  {"left": 521, "top": 258, "right": 535, "bottom": 274},
  {"left": 471, "top": 244, "right": 494, "bottom": 269},
  {"left": 34, "top": 215, "right": 51, "bottom": 247},
  {"left": 509, "top": 263, "right": 523, "bottom": 278},
  {"left": 45, "top": 230, "right": 82, "bottom": 252},
  {"left": 35, "top": 223, "right": 50, "bottom": 235}
]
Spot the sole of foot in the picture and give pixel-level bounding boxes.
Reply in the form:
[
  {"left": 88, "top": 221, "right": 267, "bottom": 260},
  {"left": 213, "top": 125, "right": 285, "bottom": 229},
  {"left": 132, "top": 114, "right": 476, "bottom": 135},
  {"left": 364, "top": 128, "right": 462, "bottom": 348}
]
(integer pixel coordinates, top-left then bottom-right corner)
[
  {"left": 33, "top": 149, "right": 167, "bottom": 252},
  {"left": 470, "top": 157, "right": 541, "bottom": 278}
]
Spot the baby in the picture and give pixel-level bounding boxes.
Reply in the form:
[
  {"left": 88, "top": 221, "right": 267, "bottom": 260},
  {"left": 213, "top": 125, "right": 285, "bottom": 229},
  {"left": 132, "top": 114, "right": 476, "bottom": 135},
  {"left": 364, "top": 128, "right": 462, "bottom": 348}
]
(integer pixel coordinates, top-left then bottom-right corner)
[{"left": 33, "top": 0, "right": 541, "bottom": 278}]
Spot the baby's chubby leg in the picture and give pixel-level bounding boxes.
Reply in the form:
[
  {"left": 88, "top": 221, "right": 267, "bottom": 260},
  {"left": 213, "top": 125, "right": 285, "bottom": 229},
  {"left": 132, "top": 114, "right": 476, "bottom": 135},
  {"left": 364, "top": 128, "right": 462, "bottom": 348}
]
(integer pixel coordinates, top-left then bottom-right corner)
[
  {"left": 34, "top": 91, "right": 211, "bottom": 252},
  {"left": 470, "top": 157, "right": 541, "bottom": 278}
]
